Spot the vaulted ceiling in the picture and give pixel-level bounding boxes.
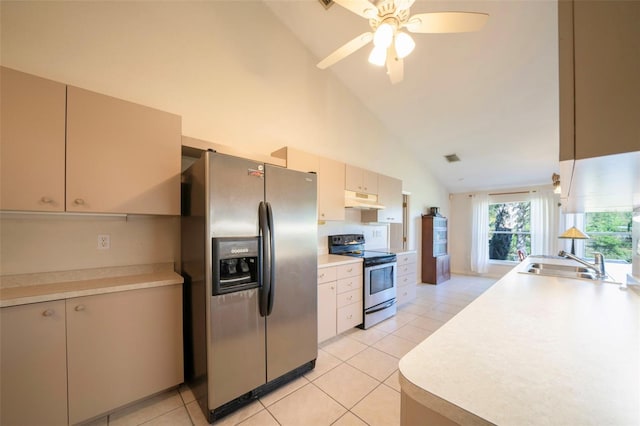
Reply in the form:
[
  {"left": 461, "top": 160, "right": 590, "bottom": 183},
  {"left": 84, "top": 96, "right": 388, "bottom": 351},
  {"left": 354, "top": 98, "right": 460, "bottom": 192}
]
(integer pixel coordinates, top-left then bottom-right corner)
[{"left": 264, "top": 0, "right": 559, "bottom": 193}]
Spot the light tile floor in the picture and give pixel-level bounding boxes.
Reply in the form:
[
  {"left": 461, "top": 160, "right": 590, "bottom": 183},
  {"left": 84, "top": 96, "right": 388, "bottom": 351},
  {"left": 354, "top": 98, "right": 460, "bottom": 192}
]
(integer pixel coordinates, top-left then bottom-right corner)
[{"left": 88, "top": 275, "right": 496, "bottom": 426}]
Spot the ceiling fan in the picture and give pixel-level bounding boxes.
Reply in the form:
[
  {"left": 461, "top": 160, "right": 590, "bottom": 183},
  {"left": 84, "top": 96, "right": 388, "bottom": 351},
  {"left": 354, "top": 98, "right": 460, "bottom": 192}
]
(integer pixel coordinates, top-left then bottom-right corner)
[{"left": 317, "top": 0, "right": 489, "bottom": 84}]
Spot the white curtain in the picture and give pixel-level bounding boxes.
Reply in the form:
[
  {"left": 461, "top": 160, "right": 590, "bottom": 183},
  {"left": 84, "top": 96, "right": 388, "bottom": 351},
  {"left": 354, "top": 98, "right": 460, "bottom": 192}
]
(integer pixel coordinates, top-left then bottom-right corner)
[
  {"left": 471, "top": 193, "right": 489, "bottom": 273},
  {"left": 531, "top": 189, "right": 560, "bottom": 256}
]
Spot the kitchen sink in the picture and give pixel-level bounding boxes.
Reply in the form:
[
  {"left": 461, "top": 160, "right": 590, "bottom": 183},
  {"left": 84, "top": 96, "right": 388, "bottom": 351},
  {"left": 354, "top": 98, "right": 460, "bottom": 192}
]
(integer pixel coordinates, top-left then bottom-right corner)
[{"left": 522, "top": 262, "right": 597, "bottom": 280}]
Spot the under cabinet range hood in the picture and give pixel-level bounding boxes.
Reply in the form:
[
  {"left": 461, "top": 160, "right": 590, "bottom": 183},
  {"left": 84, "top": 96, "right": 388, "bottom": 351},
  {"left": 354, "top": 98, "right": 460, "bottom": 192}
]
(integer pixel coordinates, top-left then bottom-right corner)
[{"left": 345, "top": 190, "right": 385, "bottom": 210}]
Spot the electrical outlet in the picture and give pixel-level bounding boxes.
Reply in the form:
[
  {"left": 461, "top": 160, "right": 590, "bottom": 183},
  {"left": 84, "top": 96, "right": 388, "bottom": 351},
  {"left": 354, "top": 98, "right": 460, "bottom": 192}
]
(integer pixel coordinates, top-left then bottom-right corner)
[{"left": 97, "top": 234, "right": 110, "bottom": 250}]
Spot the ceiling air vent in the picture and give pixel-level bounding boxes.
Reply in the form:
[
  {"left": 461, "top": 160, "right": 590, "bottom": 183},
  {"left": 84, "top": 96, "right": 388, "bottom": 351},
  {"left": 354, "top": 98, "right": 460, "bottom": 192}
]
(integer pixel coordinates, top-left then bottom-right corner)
[
  {"left": 445, "top": 154, "right": 461, "bottom": 163},
  {"left": 318, "top": 0, "right": 334, "bottom": 9}
]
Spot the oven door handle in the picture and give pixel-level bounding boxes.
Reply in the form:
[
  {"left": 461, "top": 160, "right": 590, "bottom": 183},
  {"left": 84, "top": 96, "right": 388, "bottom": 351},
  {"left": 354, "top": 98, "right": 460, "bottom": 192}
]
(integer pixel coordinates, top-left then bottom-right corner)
[{"left": 365, "top": 299, "right": 396, "bottom": 315}]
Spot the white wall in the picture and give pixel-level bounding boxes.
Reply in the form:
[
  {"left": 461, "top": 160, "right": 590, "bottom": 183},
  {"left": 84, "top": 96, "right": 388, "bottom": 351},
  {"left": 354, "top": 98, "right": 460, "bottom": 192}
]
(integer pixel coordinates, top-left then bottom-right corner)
[{"left": 0, "top": 1, "right": 448, "bottom": 277}]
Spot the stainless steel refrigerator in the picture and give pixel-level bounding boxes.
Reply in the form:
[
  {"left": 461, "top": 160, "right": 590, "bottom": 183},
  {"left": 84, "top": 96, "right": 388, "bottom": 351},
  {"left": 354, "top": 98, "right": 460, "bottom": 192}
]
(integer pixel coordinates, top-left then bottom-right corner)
[{"left": 181, "top": 151, "right": 318, "bottom": 422}]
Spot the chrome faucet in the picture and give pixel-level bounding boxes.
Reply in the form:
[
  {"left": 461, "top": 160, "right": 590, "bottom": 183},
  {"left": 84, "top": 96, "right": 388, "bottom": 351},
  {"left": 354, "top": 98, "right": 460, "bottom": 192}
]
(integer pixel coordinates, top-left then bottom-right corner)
[{"left": 558, "top": 250, "right": 606, "bottom": 278}]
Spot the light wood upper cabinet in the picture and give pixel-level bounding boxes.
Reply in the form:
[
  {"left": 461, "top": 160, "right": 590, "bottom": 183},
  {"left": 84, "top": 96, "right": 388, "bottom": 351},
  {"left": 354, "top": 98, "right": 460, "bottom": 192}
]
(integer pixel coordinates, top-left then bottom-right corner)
[
  {"left": 318, "top": 156, "right": 346, "bottom": 221},
  {"left": 1, "top": 301, "right": 68, "bottom": 426},
  {"left": 66, "top": 86, "right": 181, "bottom": 214},
  {"left": 558, "top": 0, "right": 640, "bottom": 161},
  {"left": 0, "top": 67, "right": 66, "bottom": 211},
  {"left": 271, "top": 146, "right": 319, "bottom": 173},
  {"left": 362, "top": 174, "right": 402, "bottom": 223},
  {"left": 345, "top": 165, "right": 378, "bottom": 195},
  {"left": 273, "top": 147, "right": 345, "bottom": 221},
  {"left": 66, "top": 285, "right": 183, "bottom": 424}
]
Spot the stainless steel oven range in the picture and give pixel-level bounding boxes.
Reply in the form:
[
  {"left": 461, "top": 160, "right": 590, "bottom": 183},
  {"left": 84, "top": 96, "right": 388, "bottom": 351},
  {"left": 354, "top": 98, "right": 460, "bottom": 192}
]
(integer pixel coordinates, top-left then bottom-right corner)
[{"left": 328, "top": 234, "right": 397, "bottom": 329}]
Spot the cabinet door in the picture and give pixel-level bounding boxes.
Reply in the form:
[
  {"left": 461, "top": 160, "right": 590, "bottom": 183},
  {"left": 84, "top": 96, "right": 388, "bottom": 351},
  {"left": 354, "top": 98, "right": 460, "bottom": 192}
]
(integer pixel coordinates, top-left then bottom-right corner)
[
  {"left": 1, "top": 301, "right": 68, "bottom": 426},
  {"left": 66, "top": 86, "right": 181, "bottom": 214},
  {"left": 573, "top": 1, "right": 640, "bottom": 159},
  {"left": 318, "top": 282, "right": 337, "bottom": 343},
  {"left": 345, "top": 165, "right": 378, "bottom": 194},
  {"left": 0, "top": 67, "right": 66, "bottom": 211},
  {"left": 365, "top": 174, "right": 402, "bottom": 223},
  {"left": 318, "top": 156, "right": 345, "bottom": 221},
  {"left": 345, "top": 165, "right": 363, "bottom": 192},
  {"left": 66, "top": 285, "right": 183, "bottom": 424},
  {"left": 362, "top": 169, "right": 378, "bottom": 195}
]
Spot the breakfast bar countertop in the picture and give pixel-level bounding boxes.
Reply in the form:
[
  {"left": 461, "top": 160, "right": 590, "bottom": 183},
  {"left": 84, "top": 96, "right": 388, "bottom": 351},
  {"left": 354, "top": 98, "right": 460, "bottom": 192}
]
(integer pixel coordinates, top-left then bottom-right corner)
[{"left": 399, "top": 255, "right": 640, "bottom": 425}]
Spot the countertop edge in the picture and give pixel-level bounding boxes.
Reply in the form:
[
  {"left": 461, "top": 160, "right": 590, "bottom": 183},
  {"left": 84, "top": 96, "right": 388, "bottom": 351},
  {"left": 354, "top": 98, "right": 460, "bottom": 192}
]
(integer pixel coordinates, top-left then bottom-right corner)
[
  {"left": 0, "top": 271, "right": 184, "bottom": 308},
  {"left": 318, "top": 254, "right": 363, "bottom": 268},
  {"left": 399, "top": 365, "right": 491, "bottom": 425}
]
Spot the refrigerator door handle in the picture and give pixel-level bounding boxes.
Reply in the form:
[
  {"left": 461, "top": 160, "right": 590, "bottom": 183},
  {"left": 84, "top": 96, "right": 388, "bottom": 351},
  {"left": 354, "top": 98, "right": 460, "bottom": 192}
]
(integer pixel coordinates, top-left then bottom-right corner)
[
  {"left": 266, "top": 202, "right": 275, "bottom": 316},
  {"left": 258, "top": 201, "right": 271, "bottom": 317}
]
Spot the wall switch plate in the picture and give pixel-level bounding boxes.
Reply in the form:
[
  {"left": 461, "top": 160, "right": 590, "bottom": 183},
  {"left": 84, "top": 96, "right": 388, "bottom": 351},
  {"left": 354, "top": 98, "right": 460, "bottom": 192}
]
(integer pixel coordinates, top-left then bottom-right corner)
[{"left": 98, "top": 234, "right": 110, "bottom": 250}]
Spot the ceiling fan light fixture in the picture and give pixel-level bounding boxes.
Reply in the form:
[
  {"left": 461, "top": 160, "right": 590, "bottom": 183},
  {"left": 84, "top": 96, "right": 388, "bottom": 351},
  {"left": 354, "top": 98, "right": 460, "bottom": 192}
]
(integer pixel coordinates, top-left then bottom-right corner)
[
  {"left": 373, "top": 23, "right": 394, "bottom": 48},
  {"left": 368, "top": 45, "right": 387, "bottom": 66},
  {"left": 394, "top": 32, "right": 415, "bottom": 58}
]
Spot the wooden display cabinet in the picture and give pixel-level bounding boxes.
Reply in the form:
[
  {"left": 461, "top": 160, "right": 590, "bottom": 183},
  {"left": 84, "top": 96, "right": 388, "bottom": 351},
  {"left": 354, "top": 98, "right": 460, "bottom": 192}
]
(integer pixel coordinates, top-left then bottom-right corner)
[{"left": 421, "top": 214, "right": 451, "bottom": 284}]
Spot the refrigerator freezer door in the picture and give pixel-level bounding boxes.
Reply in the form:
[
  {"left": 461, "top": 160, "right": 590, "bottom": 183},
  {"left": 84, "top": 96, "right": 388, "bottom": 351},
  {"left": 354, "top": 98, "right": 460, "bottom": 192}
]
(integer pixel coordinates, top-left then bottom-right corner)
[
  {"left": 264, "top": 165, "right": 318, "bottom": 381},
  {"left": 210, "top": 289, "right": 266, "bottom": 408},
  {"left": 208, "top": 153, "right": 265, "bottom": 238},
  {"left": 206, "top": 153, "right": 267, "bottom": 410}
]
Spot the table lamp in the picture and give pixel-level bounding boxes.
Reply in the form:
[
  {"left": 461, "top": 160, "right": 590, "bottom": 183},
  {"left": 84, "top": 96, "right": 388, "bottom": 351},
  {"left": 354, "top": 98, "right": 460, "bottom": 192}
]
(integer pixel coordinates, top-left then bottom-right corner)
[{"left": 559, "top": 226, "right": 589, "bottom": 255}]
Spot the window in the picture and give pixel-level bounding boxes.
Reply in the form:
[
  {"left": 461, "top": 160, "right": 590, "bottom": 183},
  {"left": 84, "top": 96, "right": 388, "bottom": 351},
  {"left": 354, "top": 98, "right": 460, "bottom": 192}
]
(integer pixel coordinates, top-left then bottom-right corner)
[
  {"left": 488, "top": 201, "right": 531, "bottom": 262},
  {"left": 583, "top": 211, "right": 632, "bottom": 263}
]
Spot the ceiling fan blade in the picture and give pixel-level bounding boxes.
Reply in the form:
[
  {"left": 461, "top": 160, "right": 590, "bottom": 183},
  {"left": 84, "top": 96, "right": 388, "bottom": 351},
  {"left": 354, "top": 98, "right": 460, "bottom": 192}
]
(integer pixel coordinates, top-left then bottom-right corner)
[
  {"left": 333, "top": 0, "right": 378, "bottom": 19},
  {"left": 405, "top": 12, "right": 489, "bottom": 33},
  {"left": 317, "top": 32, "right": 373, "bottom": 69},
  {"left": 386, "top": 46, "right": 404, "bottom": 84},
  {"left": 394, "top": 0, "right": 415, "bottom": 12}
]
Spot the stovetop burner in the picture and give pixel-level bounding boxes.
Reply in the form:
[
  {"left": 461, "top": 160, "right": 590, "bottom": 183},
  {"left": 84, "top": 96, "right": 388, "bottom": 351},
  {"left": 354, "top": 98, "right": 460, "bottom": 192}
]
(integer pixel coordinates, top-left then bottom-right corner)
[{"left": 328, "top": 234, "right": 396, "bottom": 266}]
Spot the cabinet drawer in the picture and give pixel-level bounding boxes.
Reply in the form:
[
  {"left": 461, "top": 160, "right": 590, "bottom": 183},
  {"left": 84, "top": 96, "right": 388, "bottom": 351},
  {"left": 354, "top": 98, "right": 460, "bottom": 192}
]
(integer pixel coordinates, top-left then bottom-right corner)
[
  {"left": 336, "top": 263, "right": 360, "bottom": 279},
  {"left": 337, "top": 302, "right": 363, "bottom": 334},
  {"left": 337, "top": 288, "right": 362, "bottom": 308},
  {"left": 398, "top": 264, "right": 416, "bottom": 277},
  {"left": 397, "top": 284, "right": 416, "bottom": 306},
  {"left": 397, "top": 271, "right": 417, "bottom": 287},
  {"left": 318, "top": 267, "right": 337, "bottom": 284},
  {"left": 397, "top": 252, "right": 416, "bottom": 266},
  {"left": 336, "top": 275, "right": 363, "bottom": 294}
]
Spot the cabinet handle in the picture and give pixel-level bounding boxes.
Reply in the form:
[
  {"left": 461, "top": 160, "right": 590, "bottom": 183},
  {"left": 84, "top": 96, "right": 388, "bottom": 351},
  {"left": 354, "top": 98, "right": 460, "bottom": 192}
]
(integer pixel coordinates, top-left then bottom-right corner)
[
  {"left": 40, "top": 196, "right": 54, "bottom": 204},
  {"left": 347, "top": 314, "right": 353, "bottom": 319},
  {"left": 347, "top": 268, "right": 352, "bottom": 272},
  {"left": 319, "top": 273, "right": 325, "bottom": 278},
  {"left": 321, "top": 213, "right": 325, "bottom": 217},
  {"left": 73, "top": 198, "right": 85, "bottom": 206},
  {"left": 74, "top": 305, "right": 85, "bottom": 312},
  {"left": 330, "top": 286, "right": 335, "bottom": 290},
  {"left": 42, "top": 309, "right": 55, "bottom": 317},
  {"left": 347, "top": 296, "right": 352, "bottom": 301}
]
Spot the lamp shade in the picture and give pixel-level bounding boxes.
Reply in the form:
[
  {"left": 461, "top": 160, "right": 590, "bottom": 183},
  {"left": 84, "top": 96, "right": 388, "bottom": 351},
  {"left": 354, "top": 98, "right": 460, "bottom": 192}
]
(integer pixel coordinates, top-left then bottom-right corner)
[{"left": 559, "top": 226, "right": 589, "bottom": 240}]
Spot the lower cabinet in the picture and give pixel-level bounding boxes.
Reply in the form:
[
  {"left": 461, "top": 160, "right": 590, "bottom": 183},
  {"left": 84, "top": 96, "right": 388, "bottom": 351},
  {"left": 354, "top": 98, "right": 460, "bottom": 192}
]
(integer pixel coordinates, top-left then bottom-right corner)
[
  {"left": 318, "top": 280, "right": 337, "bottom": 343},
  {"left": 422, "top": 254, "right": 451, "bottom": 284},
  {"left": 317, "top": 262, "right": 363, "bottom": 343},
  {"left": 1, "top": 300, "right": 68, "bottom": 426},
  {"left": 396, "top": 252, "right": 417, "bottom": 305},
  {"left": 0, "top": 285, "right": 183, "bottom": 426},
  {"left": 67, "top": 285, "right": 183, "bottom": 424}
]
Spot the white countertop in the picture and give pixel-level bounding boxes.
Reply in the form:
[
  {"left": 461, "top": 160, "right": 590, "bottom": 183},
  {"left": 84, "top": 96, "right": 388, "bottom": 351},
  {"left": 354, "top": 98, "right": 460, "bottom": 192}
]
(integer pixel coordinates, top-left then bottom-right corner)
[
  {"left": 0, "top": 263, "right": 183, "bottom": 307},
  {"left": 318, "top": 254, "right": 363, "bottom": 268},
  {"left": 399, "top": 256, "right": 640, "bottom": 425}
]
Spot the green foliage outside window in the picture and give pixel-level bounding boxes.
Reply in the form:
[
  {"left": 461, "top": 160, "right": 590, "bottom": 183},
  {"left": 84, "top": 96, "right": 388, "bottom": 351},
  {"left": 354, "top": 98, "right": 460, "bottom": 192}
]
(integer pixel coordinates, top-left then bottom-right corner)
[
  {"left": 584, "top": 211, "right": 632, "bottom": 263},
  {"left": 488, "top": 202, "right": 531, "bottom": 261}
]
